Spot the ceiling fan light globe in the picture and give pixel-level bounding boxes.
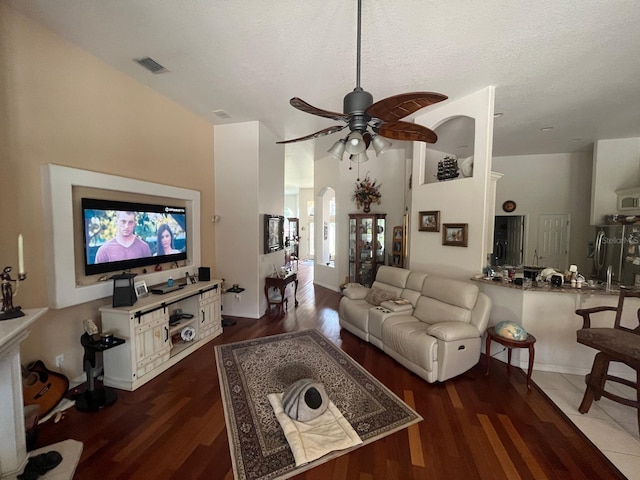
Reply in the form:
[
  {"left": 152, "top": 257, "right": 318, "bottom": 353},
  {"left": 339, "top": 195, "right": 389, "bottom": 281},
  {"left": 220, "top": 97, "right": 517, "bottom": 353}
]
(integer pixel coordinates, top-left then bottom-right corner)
[
  {"left": 345, "top": 132, "right": 366, "bottom": 155},
  {"left": 352, "top": 151, "right": 369, "bottom": 163},
  {"left": 327, "top": 138, "right": 347, "bottom": 160},
  {"left": 372, "top": 134, "right": 392, "bottom": 156}
]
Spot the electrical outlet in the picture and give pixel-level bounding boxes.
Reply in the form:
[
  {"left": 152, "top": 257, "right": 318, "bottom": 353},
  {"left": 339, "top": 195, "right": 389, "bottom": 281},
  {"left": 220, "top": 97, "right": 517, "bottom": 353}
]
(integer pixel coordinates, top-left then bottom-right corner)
[{"left": 55, "top": 354, "right": 64, "bottom": 367}]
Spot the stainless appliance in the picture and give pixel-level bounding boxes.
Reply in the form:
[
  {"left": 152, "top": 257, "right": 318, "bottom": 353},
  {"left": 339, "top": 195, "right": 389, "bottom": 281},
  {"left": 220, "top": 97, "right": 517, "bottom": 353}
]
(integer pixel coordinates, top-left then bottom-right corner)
[{"left": 593, "top": 224, "right": 640, "bottom": 286}]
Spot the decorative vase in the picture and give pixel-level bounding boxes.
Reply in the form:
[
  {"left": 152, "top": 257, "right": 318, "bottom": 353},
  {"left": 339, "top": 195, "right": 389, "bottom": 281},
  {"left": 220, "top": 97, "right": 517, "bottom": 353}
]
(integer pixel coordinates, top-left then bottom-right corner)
[{"left": 363, "top": 201, "right": 371, "bottom": 213}]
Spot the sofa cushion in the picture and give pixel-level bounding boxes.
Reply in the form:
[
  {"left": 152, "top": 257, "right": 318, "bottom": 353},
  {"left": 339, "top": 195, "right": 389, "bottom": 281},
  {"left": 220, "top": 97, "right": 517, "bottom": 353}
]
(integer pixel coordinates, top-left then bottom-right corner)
[
  {"left": 342, "top": 285, "right": 369, "bottom": 300},
  {"left": 426, "top": 321, "right": 481, "bottom": 341},
  {"left": 338, "top": 298, "right": 372, "bottom": 335},
  {"left": 373, "top": 266, "right": 411, "bottom": 289},
  {"left": 413, "top": 296, "right": 472, "bottom": 325},
  {"left": 364, "top": 287, "right": 398, "bottom": 306},
  {"left": 421, "top": 277, "right": 479, "bottom": 311},
  {"left": 381, "top": 317, "right": 438, "bottom": 373},
  {"left": 401, "top": 272, "right": 428, "bottom": 306}
]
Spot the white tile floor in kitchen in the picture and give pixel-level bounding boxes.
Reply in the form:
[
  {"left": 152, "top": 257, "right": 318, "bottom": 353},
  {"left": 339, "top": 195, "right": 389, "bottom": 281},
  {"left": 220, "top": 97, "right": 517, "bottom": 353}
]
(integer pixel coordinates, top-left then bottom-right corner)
[{"left": 532, "top": 370, "right": 640, "bottom": 479}]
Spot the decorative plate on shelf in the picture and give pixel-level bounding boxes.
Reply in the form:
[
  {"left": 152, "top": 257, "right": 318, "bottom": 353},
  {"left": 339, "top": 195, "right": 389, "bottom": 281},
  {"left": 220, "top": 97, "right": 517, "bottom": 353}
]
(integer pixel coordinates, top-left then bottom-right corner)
[
  {"left": 502, "top": 200, "right": 517, "bottom": 213},
  {"left": 377, "top": 226, "right": 383, "bottom": 234},
  {"left": 181, "top": 326, "right": 196, "bottom": 342}
]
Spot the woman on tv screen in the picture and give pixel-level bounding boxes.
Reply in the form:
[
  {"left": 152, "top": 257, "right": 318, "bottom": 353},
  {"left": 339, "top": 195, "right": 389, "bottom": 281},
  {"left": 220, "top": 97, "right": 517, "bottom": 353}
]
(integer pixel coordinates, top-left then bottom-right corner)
[{"left": 155, "top": 224, "right": 182, "bottom": 256}]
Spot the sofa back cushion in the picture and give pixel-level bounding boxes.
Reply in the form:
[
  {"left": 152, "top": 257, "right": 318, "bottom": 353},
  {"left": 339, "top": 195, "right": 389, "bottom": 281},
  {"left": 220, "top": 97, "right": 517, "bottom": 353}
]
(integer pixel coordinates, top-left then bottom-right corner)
[
  {"left": 373, "top": 266, "right": 410, "bottom": 289},
  {"left": 401, "top": 272, "right": 428, "bottom": 306},
  {"left": 413, "top": 277, "right": 479, "bottom": 325}
]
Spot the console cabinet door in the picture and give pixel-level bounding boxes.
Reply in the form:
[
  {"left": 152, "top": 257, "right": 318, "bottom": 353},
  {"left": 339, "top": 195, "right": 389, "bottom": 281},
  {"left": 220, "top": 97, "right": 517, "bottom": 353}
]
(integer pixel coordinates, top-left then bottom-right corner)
[
  {"left": 135, "top": 312, "right": 170, "bottom": 379},
  {"left": 199, "top": 288, "right": 221, "bottom": 340}
]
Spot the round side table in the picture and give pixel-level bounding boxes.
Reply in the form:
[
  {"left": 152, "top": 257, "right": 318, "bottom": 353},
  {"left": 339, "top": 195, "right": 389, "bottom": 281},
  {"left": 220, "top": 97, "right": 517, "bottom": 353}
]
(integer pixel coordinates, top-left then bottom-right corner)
[{"left": 485, "top": 326, "right": 536, "bottom": 389}]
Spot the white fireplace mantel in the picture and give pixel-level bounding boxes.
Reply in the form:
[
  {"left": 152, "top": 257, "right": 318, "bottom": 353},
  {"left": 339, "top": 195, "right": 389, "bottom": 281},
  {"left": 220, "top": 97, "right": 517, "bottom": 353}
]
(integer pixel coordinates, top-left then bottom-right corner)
[{"left": 0, "top": 308, "right": 82, "bottom": 478}]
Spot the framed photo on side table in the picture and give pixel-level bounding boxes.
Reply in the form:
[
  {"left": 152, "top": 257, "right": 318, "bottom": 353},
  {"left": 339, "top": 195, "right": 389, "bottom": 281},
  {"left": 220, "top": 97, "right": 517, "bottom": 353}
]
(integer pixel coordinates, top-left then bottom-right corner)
[
  {"left": 134, "top": 280, "right": 148, "bottom": 298},
  {"left": 418, "top": 211, "right": 440, "bottom": 232},
  {"left": 442, "top": 223, "right": 468, "bottom": 247}
]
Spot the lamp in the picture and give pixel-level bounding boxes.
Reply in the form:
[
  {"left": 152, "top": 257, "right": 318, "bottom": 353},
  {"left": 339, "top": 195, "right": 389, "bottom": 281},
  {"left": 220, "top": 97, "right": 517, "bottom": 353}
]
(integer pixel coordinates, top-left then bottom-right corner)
[
  {"left": 327, "top": 138, "right": 347, "bottom": 160},
  {"left": 371, "top": 133, "right": 392, "bottom": 156},
  {"left": 351, "top": 151, "right": 369, "bottom": 163},
  {"left": 345, "top": 131, "right": 366, "bottom": 155}
]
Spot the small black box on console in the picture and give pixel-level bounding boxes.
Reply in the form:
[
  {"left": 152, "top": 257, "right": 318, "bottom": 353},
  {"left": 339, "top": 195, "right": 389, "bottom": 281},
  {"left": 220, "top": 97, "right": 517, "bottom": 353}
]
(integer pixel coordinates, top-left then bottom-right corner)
[{"left": 198, "top": 267, "right": 210, "bottom": 282}]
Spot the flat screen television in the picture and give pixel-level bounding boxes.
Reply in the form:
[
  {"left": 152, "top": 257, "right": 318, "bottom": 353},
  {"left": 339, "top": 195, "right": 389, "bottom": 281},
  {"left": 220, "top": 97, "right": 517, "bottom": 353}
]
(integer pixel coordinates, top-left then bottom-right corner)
[
  {"left": 264, "top": 214, "right": 285, "bottom": 254},
  {"left": 82, "top": 198, "right": 187, "bottom": 275}
]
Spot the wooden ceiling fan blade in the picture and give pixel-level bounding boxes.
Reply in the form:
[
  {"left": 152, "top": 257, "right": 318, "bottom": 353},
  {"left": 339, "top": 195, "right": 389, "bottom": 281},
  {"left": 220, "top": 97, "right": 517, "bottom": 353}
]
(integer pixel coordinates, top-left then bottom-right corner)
[
  {"left": 276, "top": 125, "right": 347, "bottom": 144},
  {"left": 366, "top": 92, "right": 448, "bottom": 122},
  {"left": 290, "top": 97, "right": 351, "bottom": 122},
  {"left": 378, "top": 121, "right": 438, "bottom": 143}
]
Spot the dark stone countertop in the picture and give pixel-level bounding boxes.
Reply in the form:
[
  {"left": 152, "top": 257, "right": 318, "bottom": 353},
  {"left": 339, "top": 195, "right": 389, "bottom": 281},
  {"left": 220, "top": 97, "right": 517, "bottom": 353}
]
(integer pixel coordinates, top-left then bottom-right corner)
[{"left": 471, "top": 276, "right": 636, "bottom": 296}]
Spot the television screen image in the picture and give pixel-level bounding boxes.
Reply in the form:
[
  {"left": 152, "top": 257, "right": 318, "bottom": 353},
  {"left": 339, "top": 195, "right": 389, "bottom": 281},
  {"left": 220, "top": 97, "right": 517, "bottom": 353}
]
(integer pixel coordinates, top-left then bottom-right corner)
[{"left": 82, "top": 198, "right": 187, "bottom": 275}]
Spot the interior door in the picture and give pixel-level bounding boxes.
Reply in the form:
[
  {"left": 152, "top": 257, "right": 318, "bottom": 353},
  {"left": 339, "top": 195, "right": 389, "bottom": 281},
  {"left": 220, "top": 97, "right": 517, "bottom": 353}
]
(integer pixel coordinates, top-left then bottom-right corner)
[{"left": 536, "top": 214, "right": 569, "bottom": 269}]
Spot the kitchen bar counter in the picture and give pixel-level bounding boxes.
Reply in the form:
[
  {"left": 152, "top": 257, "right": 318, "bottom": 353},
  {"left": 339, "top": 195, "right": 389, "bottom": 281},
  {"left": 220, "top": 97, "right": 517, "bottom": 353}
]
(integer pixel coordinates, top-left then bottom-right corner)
[
  {"left": 472, "top": 276, "right": 633, "bottom": 295},
  {"left": 474, "top": 277, "right": 637, "bottom": 380}
]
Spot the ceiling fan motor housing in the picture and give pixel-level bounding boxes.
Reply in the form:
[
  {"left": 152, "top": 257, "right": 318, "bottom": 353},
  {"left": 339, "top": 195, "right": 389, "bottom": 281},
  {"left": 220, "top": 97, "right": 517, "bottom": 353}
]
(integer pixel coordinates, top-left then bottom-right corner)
[{"left": 344, "top": 88, "right": 372, "bottom": 132}]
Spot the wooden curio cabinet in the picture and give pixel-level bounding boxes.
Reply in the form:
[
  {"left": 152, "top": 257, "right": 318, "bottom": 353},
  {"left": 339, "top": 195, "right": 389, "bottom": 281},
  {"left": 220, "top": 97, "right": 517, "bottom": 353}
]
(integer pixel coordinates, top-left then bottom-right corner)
[{"left": 348, "top": 213, "right": 386, "bottom": 287}]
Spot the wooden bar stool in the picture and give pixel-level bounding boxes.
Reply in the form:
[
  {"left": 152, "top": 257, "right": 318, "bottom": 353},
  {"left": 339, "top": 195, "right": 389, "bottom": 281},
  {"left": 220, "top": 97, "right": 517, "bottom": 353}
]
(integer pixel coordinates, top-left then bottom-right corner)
[{"left": 575, "top": 289, "right": 640, "bottom": 431}]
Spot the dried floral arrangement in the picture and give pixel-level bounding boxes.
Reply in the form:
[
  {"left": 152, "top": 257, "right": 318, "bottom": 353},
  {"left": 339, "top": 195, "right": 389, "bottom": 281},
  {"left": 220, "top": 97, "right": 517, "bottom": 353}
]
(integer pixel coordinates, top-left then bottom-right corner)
[{"left": 352, "top": 174, "right": 381, "bottom": 212}]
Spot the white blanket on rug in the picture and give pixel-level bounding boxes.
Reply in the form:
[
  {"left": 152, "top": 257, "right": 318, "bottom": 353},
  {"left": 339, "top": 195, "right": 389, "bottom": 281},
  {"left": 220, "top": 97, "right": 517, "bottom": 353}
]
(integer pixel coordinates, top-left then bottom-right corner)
[{"left": 267, "top": 393, "right": 362, "bottom": 466}]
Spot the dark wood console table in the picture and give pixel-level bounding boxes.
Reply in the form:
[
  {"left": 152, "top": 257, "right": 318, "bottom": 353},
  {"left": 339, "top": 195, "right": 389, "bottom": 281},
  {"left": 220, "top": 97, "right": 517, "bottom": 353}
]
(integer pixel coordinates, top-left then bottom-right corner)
[{"left": 264, "top": 273, "right": 298, "bottom": 316}]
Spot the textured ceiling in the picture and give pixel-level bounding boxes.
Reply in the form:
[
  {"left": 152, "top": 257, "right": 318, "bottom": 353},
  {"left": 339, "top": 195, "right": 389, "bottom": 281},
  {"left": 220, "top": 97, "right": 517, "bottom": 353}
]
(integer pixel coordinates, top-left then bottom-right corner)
[{"left": 5, "top": 0, "right": 640, "bottom": 193}]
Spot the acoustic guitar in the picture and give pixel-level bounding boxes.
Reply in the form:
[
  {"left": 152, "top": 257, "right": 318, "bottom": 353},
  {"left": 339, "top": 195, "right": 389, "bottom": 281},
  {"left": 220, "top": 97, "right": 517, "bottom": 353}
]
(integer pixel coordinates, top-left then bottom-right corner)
[{"left": 22, "top": 360, "right": 69, "bottom": 417}]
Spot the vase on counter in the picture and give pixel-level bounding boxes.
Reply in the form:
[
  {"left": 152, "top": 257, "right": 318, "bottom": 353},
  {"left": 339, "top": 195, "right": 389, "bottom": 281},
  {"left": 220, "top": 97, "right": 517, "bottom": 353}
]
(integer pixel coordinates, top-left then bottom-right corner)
[{"left": 363, "top": 201, "right": 371, "bottom": 213}]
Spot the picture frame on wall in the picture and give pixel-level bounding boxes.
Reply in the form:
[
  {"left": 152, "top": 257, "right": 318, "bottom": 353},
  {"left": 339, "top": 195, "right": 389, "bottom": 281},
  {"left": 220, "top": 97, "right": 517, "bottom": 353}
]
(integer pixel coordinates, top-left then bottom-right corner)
[
  {"left": 442, "top": 223, "right": 468, "bottom": 247},
  {"left": 134, "top": 280, "right": 148, "bottom": 298},
  {"left": 418, "top": 211, "right": 440, "bottom": 232}
]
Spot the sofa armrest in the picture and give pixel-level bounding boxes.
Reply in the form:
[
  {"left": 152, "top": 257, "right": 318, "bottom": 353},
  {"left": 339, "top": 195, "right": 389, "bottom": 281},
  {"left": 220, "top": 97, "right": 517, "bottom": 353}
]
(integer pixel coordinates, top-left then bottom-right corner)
[
  {"left": 380, "top": 300, "right": 413, "bottom": 313},
  {"left": 425, "top": 322, "right": 480, "bottom": 342},
  {"left": 342, "top": 286, "right": 370, "bottom": 300}
]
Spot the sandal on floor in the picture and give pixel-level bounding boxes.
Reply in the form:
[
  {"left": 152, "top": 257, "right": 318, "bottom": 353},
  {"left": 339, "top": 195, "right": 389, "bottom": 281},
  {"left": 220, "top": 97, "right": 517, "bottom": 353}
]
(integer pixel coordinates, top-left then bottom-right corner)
[{"left": 18, "top": 451, "right": 63, "bottom": 480}]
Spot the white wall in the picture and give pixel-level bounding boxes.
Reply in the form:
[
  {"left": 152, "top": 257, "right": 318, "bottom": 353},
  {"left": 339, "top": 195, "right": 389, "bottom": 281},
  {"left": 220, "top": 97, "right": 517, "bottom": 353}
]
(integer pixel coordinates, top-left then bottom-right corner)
[
  {"left": 329, "top": 148, "right": 408, "bottom": 291},
  {"left": 493, "top": 151, "right": 593, "bottom": 272},
  {"left": 591, "top": 137, "right": 640, "bottom": 224},
  {"left": 409, "top": 87, "right": 495, "bottom": 279},
  {"left": 214, "top": 121, "right": 284, "bottom": 318}
]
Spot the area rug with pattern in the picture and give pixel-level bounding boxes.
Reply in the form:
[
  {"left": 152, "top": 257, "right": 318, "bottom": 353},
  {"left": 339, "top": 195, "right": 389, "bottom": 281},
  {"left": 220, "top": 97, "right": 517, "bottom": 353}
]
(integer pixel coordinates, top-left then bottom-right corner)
[{"left": 215, "top": 329, "right": 422, "bottom": 480}]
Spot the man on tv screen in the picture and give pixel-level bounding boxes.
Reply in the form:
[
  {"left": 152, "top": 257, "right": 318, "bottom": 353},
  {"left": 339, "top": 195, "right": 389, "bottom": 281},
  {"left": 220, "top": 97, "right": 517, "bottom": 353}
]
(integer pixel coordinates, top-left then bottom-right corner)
[{"left": 95, "top": 211, "right": 151, "bottom": 263}]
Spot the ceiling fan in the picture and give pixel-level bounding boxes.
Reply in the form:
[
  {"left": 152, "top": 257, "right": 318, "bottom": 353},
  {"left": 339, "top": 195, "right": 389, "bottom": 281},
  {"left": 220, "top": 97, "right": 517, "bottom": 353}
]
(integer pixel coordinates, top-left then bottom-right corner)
[{"left": 277, "top": 0, "right": 448, "bottom": 163}]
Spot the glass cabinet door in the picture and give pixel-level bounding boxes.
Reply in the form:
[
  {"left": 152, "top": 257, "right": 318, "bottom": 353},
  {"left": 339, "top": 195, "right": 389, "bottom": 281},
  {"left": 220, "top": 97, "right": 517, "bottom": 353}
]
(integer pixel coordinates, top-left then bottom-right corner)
[{"left": 348, "top": 213, "right": 386, "bottom": 287}]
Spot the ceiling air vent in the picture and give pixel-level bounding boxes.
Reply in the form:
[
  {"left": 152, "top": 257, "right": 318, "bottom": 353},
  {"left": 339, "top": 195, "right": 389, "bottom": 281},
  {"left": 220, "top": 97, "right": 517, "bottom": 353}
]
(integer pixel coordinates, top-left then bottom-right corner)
[
  {"left": 133, "top": 57, "right": 168, "bottom": 74},
  {"left": 213, "top": 109, "right": 232, "bottom": 120}
]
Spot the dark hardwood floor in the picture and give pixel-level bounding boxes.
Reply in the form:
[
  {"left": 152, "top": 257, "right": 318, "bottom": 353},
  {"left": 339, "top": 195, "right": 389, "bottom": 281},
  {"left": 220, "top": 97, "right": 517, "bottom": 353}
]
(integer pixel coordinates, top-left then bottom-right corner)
[{"left": 37, "top": 263, "right": 625, "bottom": 479}]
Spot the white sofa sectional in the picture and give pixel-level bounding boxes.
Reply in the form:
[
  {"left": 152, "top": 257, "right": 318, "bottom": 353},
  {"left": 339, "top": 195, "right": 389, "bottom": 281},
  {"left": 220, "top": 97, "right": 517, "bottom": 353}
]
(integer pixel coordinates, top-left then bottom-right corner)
[{"left": 339, "top": 266, "right": 492, "bottom": 382}]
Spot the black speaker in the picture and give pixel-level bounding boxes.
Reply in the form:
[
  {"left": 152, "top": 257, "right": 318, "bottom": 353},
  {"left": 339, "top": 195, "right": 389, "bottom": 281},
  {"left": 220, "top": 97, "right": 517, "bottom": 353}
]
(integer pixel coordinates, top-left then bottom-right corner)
[
  {"left": 198, "top": 267, "right": 210, "bottom": 282},
  {"left": 111, "top": 273, "right": 137, "bottom": 307}
]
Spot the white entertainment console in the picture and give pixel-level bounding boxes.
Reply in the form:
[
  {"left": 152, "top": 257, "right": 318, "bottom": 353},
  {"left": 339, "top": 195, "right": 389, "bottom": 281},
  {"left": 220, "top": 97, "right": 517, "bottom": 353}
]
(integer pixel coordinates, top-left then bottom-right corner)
[{"left": 99, "top": 279, "right": 222, "bottom": 391}]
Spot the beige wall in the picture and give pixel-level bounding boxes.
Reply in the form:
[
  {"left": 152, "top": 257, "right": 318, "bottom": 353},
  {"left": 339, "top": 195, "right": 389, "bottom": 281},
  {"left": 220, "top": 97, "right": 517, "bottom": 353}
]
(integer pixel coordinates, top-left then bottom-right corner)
[{"left": 1, "top": 4, "right": 215, "bottom": 379}]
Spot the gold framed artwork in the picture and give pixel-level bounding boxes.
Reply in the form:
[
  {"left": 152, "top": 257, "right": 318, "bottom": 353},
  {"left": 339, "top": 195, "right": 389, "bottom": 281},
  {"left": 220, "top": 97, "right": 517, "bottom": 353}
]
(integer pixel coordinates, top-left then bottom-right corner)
[
  {"left": 442, "top": 223, "right": 468, "bottom": 247},
  {"left": 418, "top": 211, "right": 440, "bottom": 232}
]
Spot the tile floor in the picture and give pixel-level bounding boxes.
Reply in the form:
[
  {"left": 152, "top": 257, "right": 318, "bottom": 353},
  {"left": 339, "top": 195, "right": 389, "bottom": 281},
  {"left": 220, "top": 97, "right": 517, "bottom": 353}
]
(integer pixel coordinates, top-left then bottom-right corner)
[{"left": 532, "top": 370, "right": 640, "bottom": 479}]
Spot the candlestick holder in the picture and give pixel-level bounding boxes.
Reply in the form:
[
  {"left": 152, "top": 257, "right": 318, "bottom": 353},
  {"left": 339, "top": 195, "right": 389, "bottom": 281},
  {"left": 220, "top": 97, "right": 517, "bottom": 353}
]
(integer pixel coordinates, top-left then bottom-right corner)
[{"left": 1, "top": 266, "right": 26, "bottom": 320}]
